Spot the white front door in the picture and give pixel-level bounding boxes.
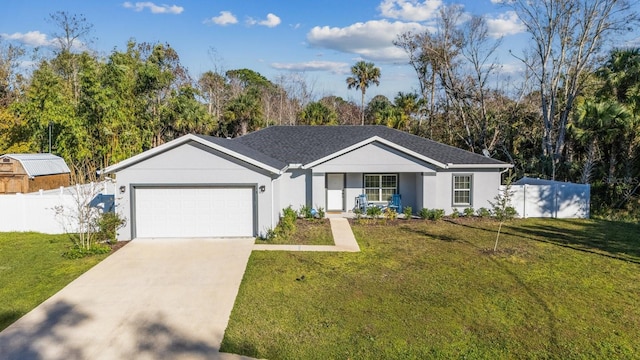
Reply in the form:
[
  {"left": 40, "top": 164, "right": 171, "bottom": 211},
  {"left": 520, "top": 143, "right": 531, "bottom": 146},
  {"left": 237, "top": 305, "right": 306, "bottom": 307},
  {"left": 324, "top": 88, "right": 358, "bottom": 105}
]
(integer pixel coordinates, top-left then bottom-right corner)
[{"left": 327, "top": 173, "right": 344, "bottom": 211}]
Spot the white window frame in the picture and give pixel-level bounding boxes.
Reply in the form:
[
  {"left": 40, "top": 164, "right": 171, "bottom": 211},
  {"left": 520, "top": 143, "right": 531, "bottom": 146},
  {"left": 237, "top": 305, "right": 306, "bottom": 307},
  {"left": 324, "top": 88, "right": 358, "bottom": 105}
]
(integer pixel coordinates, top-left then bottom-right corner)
[
  {"left": 364, "top": 174, "right": 398, "bottom": 202},
  {"left": 452, "top": 174, "right": 473, "bottom": 206}
]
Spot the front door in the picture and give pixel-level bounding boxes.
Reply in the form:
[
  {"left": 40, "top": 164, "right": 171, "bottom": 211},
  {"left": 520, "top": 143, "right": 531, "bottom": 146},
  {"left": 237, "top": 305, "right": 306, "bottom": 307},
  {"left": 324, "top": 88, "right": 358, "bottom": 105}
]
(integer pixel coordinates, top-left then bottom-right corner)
[{"left": 326, "top": 173, "right": 345, "bottom": 211}]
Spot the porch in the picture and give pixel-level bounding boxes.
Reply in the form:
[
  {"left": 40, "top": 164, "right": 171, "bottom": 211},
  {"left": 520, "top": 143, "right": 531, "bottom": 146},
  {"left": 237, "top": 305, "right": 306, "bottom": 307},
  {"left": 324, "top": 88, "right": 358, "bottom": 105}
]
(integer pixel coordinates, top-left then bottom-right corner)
[{"left": 316, "top": 172, "right": 421, "bottom": 214}]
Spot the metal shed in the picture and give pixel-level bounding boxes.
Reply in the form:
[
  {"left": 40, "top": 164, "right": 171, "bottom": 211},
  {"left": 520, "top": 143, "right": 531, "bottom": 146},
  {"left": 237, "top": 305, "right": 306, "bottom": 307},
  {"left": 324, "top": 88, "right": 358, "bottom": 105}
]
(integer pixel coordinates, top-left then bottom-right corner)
[{"left": 0, "top": 154, "right": 71, "bottom": 194}]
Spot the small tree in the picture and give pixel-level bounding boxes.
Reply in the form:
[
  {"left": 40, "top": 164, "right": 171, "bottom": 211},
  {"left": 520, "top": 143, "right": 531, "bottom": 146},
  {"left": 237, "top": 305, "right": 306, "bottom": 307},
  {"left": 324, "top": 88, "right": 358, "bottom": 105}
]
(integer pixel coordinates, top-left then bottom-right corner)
[
  {"left": 54, "top": 181, "right": 123, "bottom": 255},
  {"left": 489, "top": 175, "right": 518, "bottom": 252}
]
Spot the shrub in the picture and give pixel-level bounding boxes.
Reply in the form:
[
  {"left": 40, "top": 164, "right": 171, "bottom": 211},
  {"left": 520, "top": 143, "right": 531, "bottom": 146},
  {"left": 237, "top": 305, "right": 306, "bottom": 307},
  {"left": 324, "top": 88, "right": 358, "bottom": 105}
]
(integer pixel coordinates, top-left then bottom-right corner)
[
  {"left": 299, "top": 205, "right": 313, "bottom": 219},
  {"left": 276, "top": 206, "right": 298, "bottom": 238},
  {"left": 384, "top": 207, "right": 398, "bottom": 221},
  {"left": 450, "top": 208, "right": 460, "bottom": 218},
  {"left": 353, "top": 208, "right": 363, "bottom": 219},
  {"left": 95, "top": 212, "right": 126, "bottom": 245},
  {"left": 419, "top": 208, "right": 445, "bottom": 221},
  {"left": 366, "top": 206, "right": 382, "bottom": 218},
  {"left": 431, "top": 209, "right": 445, "bottom": 221},
  {"left": 403, "top": 206, "right": 413, "bottom": 220},
  {"left": 463, "top": 207, "right": 475, "bottom": 217},
  {"left": 316, "top": 206, "right": 325, "bottom": 219},
  {"left": 63, "top": 244, "right": 111, "bottom": 259},
  {"left": 476, "top": 207, "right": 492, "bottom": 218},
  {"left": 258, "top": 228, "right": 277, "bottom": 242}
]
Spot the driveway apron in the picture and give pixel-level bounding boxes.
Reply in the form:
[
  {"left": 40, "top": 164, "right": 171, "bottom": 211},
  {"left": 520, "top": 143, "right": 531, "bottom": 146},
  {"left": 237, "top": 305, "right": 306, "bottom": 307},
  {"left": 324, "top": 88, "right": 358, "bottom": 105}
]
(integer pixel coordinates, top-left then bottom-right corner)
[{"left": 0, "top": 238, "right": 255, "bottom": 360}]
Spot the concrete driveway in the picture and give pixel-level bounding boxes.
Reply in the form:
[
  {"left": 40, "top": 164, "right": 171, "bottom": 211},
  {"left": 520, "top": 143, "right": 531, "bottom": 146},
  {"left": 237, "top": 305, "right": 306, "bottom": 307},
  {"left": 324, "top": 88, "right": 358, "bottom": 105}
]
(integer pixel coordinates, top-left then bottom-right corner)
[{"left": 0, "top": 238, "right": 256, "bottom": 360}]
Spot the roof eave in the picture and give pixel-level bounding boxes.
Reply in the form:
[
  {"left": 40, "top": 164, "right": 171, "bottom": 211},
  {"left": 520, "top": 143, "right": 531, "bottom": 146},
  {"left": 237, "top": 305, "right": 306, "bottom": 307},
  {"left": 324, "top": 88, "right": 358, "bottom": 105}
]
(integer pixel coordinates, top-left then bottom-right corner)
[{"left": 445, "top": 163, "right": 514, "bottom": 169}]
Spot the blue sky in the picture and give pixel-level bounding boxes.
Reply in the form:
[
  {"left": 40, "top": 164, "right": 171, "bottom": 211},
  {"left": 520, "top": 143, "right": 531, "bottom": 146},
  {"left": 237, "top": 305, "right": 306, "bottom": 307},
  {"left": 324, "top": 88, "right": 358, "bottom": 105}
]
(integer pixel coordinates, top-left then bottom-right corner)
[{"left": 2, "top": 0, "right": 640, "bottom": 101}]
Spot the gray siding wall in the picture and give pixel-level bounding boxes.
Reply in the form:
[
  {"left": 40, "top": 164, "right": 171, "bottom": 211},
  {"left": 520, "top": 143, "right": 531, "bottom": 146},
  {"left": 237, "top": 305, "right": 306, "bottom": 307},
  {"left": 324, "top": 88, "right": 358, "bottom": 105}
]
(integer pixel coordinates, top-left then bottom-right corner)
[
  {"left": 422, "top": 169, "right": 502, "bottom": 213},
  {"left": 313, "top": 142, "right": 437, "bottom": 173},
  {"left": 345, "top": 173, "right": 362, "bottom": 211},
  {"left": 114, "top": 142, "right": 274, "bottom": 240},
  {"left": 311, "top": 172, "right": 325, "bottom": 210},
  {"left": 277, "top": 169, "right": 311, "bottom": 212},
  {"left": 398, "top": 173, "right": 417, "bottom": 212}
]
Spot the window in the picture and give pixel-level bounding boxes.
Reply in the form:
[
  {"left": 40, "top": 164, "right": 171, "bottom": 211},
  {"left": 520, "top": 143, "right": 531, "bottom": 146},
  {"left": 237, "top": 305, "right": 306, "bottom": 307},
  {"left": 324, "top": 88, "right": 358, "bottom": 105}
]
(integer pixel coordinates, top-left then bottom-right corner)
[
  {"left": 364, "top": 174, "right": 397, "bottom": 202},
  {"left": 453, "top": 174, "right": 472, "bottom": 206}
]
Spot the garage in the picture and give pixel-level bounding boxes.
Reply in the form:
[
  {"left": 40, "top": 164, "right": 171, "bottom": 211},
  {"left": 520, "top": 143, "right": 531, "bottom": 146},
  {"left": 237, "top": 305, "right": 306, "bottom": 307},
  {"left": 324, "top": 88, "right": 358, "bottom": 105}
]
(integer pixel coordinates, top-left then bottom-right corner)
[{"left": 133, "top": 186, "right": 255, "bottom": 238}]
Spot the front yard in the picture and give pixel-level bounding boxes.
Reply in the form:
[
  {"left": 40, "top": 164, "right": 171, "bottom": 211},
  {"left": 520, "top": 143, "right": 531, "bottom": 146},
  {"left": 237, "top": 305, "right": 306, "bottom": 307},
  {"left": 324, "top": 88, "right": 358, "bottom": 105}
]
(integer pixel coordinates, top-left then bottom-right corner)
[
  {"left": 0, "top": 233, "right": 111, "bottom": 331},
  {"left": 222, "top": 218, "right": 640, "bottom": 359}
]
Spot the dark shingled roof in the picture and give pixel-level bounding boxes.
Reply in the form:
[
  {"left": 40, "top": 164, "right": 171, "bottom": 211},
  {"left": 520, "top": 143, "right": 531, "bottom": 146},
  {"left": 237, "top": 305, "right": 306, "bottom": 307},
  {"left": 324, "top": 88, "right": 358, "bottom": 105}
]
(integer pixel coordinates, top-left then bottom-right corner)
[
  {"left": 195, "top": 135, "right": 287, "bottom": 170},
  {"left": 234, "top": 125, "right": 509, "bottom": 167}
]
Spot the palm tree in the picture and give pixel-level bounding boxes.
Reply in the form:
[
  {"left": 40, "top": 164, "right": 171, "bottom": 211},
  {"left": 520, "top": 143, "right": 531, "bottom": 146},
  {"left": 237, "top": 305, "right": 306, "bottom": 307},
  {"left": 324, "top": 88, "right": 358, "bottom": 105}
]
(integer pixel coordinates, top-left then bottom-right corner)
[
  {"left": 572, "top": 99, "right": 631, "bottom": 184},
  {"left": 346, "top": 61, "right": 381, "bottom": 125}
]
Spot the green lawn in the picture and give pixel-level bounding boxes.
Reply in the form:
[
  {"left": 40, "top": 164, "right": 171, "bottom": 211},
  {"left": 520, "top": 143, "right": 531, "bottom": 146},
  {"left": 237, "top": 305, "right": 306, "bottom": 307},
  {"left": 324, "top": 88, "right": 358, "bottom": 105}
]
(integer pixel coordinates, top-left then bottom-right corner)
[
  {"left": 0, "top": 232, "right": 109, "bottom": 331},
  {"left": 222, "top": 218, "right": 640, "bottom": 359},
  {"left": 255, "top": 218, "right": 334, "bottom": 245}
]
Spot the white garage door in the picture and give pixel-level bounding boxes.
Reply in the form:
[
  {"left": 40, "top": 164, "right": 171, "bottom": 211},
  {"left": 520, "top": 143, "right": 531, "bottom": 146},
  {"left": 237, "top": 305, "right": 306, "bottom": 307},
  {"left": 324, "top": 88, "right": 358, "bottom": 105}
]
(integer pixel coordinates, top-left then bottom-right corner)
[{"left": 134, "top": 187, "right": 254, "bottom": 238}]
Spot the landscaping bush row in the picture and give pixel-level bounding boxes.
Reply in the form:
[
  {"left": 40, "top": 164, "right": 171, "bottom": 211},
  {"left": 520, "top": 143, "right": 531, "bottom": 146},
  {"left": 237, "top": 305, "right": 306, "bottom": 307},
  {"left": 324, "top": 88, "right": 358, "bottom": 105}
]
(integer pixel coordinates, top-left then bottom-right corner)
[{"left": 353, "top": 205, "right": 517, "bottom": 221}]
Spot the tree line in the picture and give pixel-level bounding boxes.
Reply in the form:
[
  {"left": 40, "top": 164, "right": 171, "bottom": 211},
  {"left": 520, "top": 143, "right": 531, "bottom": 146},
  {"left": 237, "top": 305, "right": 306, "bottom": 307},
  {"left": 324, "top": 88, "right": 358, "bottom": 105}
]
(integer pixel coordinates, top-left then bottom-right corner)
[{"left": 1, "top": 0, "right": 639, "bottom": 217}]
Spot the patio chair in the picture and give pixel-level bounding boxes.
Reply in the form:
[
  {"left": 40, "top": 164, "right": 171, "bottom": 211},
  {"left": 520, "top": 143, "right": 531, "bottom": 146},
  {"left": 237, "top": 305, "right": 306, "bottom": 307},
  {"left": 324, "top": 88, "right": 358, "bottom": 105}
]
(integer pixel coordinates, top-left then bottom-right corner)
[
  {"left": 388, "top": 193, "right": 402, "bottom": 213},
  {"left": 355, "top": 193, "right": 368, "bottom": 212}
]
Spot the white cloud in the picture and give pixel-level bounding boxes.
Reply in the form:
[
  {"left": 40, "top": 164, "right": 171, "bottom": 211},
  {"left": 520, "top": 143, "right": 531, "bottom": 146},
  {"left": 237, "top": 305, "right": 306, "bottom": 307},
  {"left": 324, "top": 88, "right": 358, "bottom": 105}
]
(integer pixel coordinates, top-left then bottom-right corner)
[
  {"left": 247, "top": 13, "right": 282, "bottom": 28},
  {"left": 0, "top": 31, "right": 52, "bottom": 47},
  {"left": 123, "top": 2, "right": 184, "bottom": 15},
  {"left": 260, "top": 13, "right": 281, "bottom": 28},
  {"left": 486, "top": 11, "right": 525, "bottom": 37},
  {"left": 271, "top": 60, "right": 350, "bottom": 74},
  {"left": 497, "top": 62, "right": 524, "bottom": 74},
  {"left": 378, "top": 0, "right": 442, "bottom": 21},
  {"left": 307, "top": 20, "right": 428, "bottom": 62},
  {"left": 206, "top": 11, "right": 238, "bottom": 26}
]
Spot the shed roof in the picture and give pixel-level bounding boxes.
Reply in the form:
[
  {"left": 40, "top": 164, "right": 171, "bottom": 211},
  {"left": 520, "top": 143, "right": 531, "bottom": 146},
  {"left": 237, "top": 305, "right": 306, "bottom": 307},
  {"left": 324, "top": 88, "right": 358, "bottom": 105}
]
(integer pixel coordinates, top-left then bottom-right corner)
[{"left": 1, "top": 153, "right": 71, "bottom": 177}]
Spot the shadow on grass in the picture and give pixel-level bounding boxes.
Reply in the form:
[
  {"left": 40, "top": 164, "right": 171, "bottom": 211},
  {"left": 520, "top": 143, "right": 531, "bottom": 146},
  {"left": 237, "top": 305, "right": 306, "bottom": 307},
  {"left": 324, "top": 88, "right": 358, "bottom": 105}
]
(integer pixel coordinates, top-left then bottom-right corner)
[
  {"left": 446, "top": 218, "right": 640, "bottom": 264},
  {"left": 0, "top": 310, "right": 22, "bottom": 333},
  {"left": 220, "top": 336, "right": 259, "bottom": 358},
  {"left": 435, "top": 220, "right": 562, "bottom": 354},
  {"left": 398, "top": 223, "right": 459, "bottom": 242}
]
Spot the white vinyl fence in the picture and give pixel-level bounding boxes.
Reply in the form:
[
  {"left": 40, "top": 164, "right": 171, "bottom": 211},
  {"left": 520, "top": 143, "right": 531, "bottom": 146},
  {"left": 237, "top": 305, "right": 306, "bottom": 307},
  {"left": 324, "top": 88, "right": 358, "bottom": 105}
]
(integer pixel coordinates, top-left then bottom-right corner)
[
  {"left": 0, "top": 181, "right": 115, "bottom": 234},
  {"left": 507, "top": 178, "right": 590, "bottom": 219}
]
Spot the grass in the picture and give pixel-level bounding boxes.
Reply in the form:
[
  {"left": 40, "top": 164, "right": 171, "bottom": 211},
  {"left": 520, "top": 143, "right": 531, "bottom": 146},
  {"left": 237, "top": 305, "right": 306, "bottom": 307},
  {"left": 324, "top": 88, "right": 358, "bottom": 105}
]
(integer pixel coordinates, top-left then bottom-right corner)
[
  {"left": 0, "top": 232, "right": 110, "bottom": 331},
  {"left": 255, "top": 218, "right": 334, "bottom": 245},
  {"left": 222, "top": 218, "right": 640, "bottom": 359}
]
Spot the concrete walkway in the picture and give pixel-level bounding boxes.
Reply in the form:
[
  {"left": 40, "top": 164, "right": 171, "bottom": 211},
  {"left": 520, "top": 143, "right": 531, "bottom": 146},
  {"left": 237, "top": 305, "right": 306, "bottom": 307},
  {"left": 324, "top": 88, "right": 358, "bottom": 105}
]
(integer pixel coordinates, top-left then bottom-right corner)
[
  {"left": 253, "top": 217, "right": 360, "bottom": 252},
  {"left": 0, "top": 238, "right": 256, "bottom": 360}
]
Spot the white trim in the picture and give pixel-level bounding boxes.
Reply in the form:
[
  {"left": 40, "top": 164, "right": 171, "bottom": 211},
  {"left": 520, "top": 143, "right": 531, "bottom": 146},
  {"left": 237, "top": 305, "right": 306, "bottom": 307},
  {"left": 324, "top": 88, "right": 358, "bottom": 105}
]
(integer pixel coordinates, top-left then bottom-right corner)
[
  {"left": 446, "top": 163, "right": 514, "bottom": 169},
  {"left": 452, "top": 174, "right": 473, "bottom": 206},
  {"left": 103, "top": 134, "right": 283, "bottom": 175},
  {"left": 363, "top": 173, "right": 398, "bottom": 202}
]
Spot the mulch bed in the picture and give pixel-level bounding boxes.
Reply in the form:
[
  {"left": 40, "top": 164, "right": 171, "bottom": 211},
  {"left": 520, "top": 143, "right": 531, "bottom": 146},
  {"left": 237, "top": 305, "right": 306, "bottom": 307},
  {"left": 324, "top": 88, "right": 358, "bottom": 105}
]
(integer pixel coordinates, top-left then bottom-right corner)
[{"left": 109, "top": 241, "right": 130, "bottom": 253}]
